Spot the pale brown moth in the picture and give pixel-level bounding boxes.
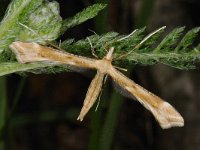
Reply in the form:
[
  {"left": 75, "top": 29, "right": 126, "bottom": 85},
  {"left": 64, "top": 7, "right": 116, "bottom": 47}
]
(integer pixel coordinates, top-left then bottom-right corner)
[{"left": 9, "top": 41, "right": 184, "bottom": 129}]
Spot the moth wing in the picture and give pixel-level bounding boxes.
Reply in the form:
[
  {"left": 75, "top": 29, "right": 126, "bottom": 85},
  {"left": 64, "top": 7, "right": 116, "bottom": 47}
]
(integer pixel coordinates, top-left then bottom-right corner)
[
  {"left": 77, "top": 71, "right": 104, "bottom": 121},
  {"left": 109, "top": 67, "right": 184, "bottom": 129},
  {"left": 9, "top": 42, "right": 51, "bottom": 63},
  {"left": 10, "top": 42, "right": 96, "bottom": 70}
]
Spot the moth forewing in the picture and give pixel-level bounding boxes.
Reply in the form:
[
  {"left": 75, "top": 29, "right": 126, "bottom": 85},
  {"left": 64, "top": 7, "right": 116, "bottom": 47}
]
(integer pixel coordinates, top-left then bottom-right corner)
[
  {"left": 10, "top": 42, "right": 49, "bottom": 63},
  {"left": 108, "top": 67, "right": 184, "bottom": 129},
  {"left": 77, "top": 71, "right": 105, "bottom": 121},
  {"left": 9, "top": 42, "right": 97, "bottom": 69}
]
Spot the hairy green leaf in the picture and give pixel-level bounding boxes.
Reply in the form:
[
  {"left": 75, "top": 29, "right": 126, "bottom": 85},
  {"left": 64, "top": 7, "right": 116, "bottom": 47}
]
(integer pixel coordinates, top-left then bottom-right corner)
[
  {"left": 0, "top": 62, "right": 52, "bottom": 76},
  {"left": 61, "top": 3, "right": 107, "bottom": 33},
  {"left": 17, "top": 1, "right": 62, "bottom": 44},
  {"left": 155, "top": 27, "right": 185, "bottom": 52},
  {"left": 175, "top": 27, "right": 200, "bottom": 52},
  {"left": 0, "top": 0, "right": 43, "bottom": 53},
  {"left": 0, "top": 0, "right": 62, "bottom": 63}
]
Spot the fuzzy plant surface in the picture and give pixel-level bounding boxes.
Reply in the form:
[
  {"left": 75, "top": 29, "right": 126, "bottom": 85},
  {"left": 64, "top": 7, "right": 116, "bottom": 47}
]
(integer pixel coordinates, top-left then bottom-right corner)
[{"left": 0, "top": 0, "right": 200, "bottom": 77}]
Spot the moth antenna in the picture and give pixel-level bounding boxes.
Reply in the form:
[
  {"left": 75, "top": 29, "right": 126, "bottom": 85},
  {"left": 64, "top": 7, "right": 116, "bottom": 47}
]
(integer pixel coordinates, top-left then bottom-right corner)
[
  {"left": 87, "top": 30, "right": 109, "bottom": 58},
  {"left": 134, "top": 26, "right": 166, "bottom": 49},
  {"left": 88, "top": 29, "right": 98, "bottom": 35},
  {"left": 115, "top": 26, "right": 166, "bottom": 60},
  {"left": 88, "top": 29, "right": 107, "bottom": 50},
  {"left": 87, "top": 37, "right": 98, "bottom": 58},
  {"left": 117, "top": 29, "right": 138, "bottom": 42}
]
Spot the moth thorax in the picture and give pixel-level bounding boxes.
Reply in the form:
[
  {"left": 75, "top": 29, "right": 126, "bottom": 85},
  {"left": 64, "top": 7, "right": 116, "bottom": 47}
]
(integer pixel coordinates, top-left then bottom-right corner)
[{"left": 96, "top": 59, "right": 112, "bottom": 73}]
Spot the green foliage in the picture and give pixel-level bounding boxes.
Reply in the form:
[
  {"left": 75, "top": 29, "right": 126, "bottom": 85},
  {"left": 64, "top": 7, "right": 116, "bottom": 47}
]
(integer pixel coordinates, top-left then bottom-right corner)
[
  {"left": 0, "top": 0, "right": 43, "bottom": 53},
  {"left": 175, "top": 27, "right": 200, "bottom": 52},
  {"left": 17, "top": 1, "right": 62, "bottom": 44},
  {"left": 0, "top": 0, "right": 200, "bottom": 76},
  {"left": 61, "top": 26, "right": 200, "bottom": 70},
  {"left": 155, "top": 27, "right": 185, "bottom": 52},
  {"left": 0, "top": 62, "right": 52, "bottom": 76},
  {"left": 61, "top": 31, "right": 119, "bottom": 56},
  {"left": 124, "top": 27, "right": 200, "bottom": 69},
  {"left": 60, "top": 3, "right": 107, "bottom": 33}
]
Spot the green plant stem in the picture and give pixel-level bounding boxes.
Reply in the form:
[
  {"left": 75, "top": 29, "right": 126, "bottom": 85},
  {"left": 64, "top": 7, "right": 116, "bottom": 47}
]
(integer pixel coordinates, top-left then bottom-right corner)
[
  {"left": 6, "top": 77, "right": 26, "bottom": 150},
  {"left": 0, "top": 76, "right": 7, "bottom": 150},
  {"left": 10, "top": 77, "right": 26, "bottom": 114},
  {"left": 99, "top": 92, "right": 123, "bottom": 150},
  {"left": 88, "top": 103, "right": 103, "bottom": 150}
]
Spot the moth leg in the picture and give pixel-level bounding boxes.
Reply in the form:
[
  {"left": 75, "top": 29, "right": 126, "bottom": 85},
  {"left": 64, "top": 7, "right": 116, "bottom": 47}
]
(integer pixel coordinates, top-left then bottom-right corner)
[
  {"left": 77, "top": 71, "right": 105, "bottom": 121},
  {"left": 95, "top": 74, "right": 108, "bottom": 111}
]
